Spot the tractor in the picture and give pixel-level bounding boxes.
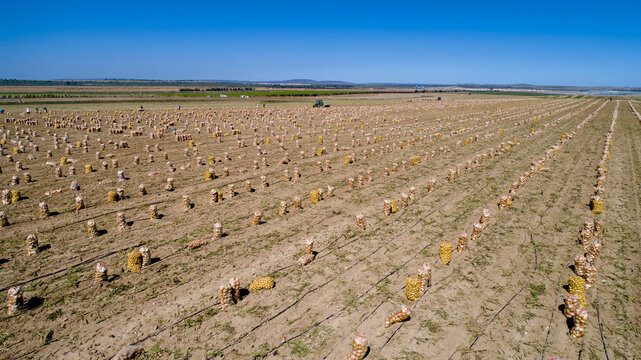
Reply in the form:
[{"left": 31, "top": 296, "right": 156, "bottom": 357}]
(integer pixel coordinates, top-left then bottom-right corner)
[{"left": 313, "top": 99, "right": 330, "bottom": 108}]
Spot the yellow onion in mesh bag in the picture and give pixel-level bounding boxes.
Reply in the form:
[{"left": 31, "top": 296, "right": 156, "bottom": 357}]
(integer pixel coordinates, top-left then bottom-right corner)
[
  {"left": 248, "top": 277, "right": 275, "bottom": 291},
  {"left": 568, "top": 276, "right": 587, "bottom": 308},
  {"left": 439, "top": 243, "right": 452, "bottom": 265},
  {"left": 310, "top": 190, "right": 320, "bottom": 204},
  {"left": 568, "top": 276, "right": 585, "bottom": 295},
  {"left": 405, "top": 277, "right": 421, "bottom": 301},
  {"left": 127, "top": 250, "right": 142, "bottom": 272}
]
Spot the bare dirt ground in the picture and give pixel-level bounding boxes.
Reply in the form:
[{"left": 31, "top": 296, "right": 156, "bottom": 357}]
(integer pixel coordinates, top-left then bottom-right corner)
[{"left": 0, "top": 94, "right": 638, "bottom": 360}]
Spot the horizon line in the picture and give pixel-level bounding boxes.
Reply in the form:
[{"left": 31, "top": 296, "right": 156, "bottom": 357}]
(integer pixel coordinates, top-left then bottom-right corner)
[{"left": 1, "top": 78, "right": 641, "bottom": 90}]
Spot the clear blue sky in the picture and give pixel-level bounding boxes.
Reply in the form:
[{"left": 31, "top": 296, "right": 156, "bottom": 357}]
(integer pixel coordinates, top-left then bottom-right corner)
[{"left": 1, "top": 0, "right": 640, "bottom": 86}]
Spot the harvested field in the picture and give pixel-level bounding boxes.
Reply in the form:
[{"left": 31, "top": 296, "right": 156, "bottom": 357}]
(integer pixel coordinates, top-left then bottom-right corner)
[{"left": 0, "top": 95, "right": 639, "bottom": 360}]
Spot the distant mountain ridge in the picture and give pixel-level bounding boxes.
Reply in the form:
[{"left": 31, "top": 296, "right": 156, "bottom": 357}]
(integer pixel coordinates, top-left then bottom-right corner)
[
  {"left": 264, "top": 79, "right": 355, "bottom": 85},
  {"left": 1, "top": 79, "right": 640, "bottom": 91}
]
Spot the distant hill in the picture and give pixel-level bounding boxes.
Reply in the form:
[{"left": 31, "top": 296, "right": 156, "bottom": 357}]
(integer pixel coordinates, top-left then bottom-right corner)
[
  {"left": 450, "top": 83, "right": 641, "bottom": 92},
  {"left": 0, "top": 79, "right": 639, "bottom": 92},
  {"left": 264, "top": 79, "right": 355, "bottom": 86}
]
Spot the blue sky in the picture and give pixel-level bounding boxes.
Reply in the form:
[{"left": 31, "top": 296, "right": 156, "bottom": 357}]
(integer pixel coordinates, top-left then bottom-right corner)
[{"left": 1, "top": 0, "right": 640, "bottom": 86}]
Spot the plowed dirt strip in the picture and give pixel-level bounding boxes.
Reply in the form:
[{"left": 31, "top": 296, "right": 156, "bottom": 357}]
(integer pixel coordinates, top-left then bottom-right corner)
[
  {"left": 4, "top": 98, "right": 618, "bottom": 360},
  {"left": 206, "top": 100, "right": 604, "bottom": 358},
  {"left": 0, "top": 99, "right": 547, "bottom": 234},
  {"left": 0, "top": 99, "right": 579, "bottom": 289},
  {"left": 7, "top": 101, "right": 596, "bottom": 360},
  {"left": 314, "top": 101, "right": 607, "bottom": 359},
  {"left": 106, "top": 107, "right": 584, "bottom": 358},
  {"left": 69, "top": 102, "right": 596, "bottom": 358},
  {"left": 360, "top": 102, "right": 614, "bottom": 360},
  {"left": 529, "top": 101, "right": 640, "bottom": 360},
  {"left": 10, "top": 98, "right": 588, "bottom": 300},
  {"left": 454, "top": 101, "right": 617, "bottom": 360},
  {"left": 576, "top": 101, "right": 641, "bottom": 359},
  {"left": 102, "top": 101, "right": 602, "bottom": 359}
]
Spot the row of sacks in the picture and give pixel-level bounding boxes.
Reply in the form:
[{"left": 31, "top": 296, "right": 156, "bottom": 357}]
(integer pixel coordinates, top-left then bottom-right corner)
[
  {"left": 498, "top": 101, "right": 609, "bottom": 211},
  {"left": 564, "top": 104, "right": 616, "bottom": 339},
  {"left": 590, "top": 101, "right": 618, "bottom": 214},
  {"left": 565, "top": 218, "right": 604, "bottom": 338}
]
